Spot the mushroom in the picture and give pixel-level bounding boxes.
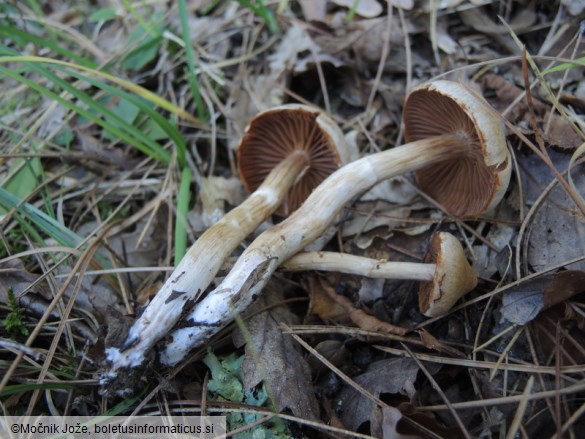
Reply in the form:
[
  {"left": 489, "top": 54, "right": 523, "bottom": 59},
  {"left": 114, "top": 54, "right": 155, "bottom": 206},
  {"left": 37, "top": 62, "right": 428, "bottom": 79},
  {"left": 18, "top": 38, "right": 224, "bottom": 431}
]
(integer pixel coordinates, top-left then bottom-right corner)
[
  {"left": 283, "top": 232, "right": 477, "bottom": 317},
  {"left": 238, "top": 104, "right": 355, "bottom": 216},
  {"left": 404, "top": 81, "right": 511, "bottom": 217},
  {"left": 105, "top": 104, "right": 354, "bottom": 373},
  {"left": 160, "top": 80, "right": 511, "bottom": 366},
  {"left": 417, "top": 232, "right": 477, "bottom": 317}
]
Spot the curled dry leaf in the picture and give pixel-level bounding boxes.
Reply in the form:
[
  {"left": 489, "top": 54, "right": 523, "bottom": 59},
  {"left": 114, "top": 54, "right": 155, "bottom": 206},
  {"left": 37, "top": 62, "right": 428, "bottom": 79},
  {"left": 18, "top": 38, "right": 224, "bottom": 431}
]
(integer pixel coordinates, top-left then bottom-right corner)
[
  {"left": 0, "top": 259, "right": 98, "bottom": 342},
  {"left": 542, "top": 270, "right": 585, "bottom": 308},
  {"left": 306, "top": 274, "right": 356, "bottom": 323},
  {"left": 471, "top": 223, "right": 516, "bottom": 279},
  {"left": 459, "top": 6, "right": 536, "bottom": 36},
  {"left": 341, "top": 203, "right": 414, "bottom": 239},
  {"left": 381, "top": 406, "right": 422, "bottom": 439},
  {"left": 319, "top": 274, "right": 408, "bottom": 335},
  {"left": 0, "top": 259, "right": 52, "bottom": 304},
  {"left": 532, "top": 303, "right": 585, "bottom": 367}
]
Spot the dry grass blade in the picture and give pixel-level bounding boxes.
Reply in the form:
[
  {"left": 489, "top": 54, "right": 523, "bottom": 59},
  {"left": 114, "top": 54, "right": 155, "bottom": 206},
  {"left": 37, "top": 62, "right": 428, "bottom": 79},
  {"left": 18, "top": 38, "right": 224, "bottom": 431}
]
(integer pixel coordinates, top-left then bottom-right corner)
[{"left": 505, "top": 376, "right": 534, "bottom": 439}]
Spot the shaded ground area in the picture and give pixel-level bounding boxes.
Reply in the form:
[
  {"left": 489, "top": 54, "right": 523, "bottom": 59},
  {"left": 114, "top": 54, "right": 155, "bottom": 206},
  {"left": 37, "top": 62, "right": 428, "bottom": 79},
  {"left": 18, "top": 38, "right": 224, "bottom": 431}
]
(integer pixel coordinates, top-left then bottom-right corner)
[{"left": 1, "top": 1, "right": 585, "bottom": 437}]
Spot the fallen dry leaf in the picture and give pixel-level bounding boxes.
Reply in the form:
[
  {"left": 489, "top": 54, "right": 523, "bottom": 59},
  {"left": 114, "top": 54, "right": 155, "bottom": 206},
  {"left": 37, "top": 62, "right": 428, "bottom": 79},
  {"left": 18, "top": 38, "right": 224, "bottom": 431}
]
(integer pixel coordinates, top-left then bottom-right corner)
[
  {"left": 482, "top": 74, "right": 582, "bottom": 149},
  {"left": 418, "top": 329, "right": 465, "bottom": 358},
  {"left": 306, "top": 274, "right": 352, "bottom": 322},
  {"left": 319, "top": 275, "right": 408, "bottom": 335},
  {"left": 232, "top": 282, "right": 320, "bottom": 420},
  {"left": 471, "top": 223, "right": 516, "bottom": 279},
  {"left": 331, "top": 0, "right": 383, "bottom": 18},
  {"left": 0, "top": 259, "right": 52, "bottom": 304},
  {"left": 338, "top": 358, "right": 419, "bottom": 431},
  {"left": 298, "top": 0, "right": 327, "bottom": 22},
  {"left": 269, "top": 23, "right": 343, "bottom": 74},
  {"left": 501, "top": 270, "right": 585, "bottom": 325},
  {"left": 0, "top": 259, "right": 99, "bottom": 341},
  {"left": 542, "top": 270, "right": 585, "bottom": 308},
  {"left": 459, "top": 6, "right": 536, "bottom": 36},
  {"left": 381, "top": 406, "right": 421, "bottom": 439},
  {"left": 518, "top": 150, "right": 585, "bottom": 273},
  {"left": 532, "top": 304, "right": 585, "bottom": 366}
]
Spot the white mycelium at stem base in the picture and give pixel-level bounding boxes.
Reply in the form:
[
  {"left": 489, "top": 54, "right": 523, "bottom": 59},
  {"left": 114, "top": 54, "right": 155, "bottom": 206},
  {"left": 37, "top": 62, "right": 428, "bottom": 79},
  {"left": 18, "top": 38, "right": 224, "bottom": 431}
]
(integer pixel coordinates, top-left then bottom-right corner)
[
  {"left": 104, "top": 105, "right": 351, "bottom": 372},
  {"left": 161, "top": 80, "right": 511, "bottom": 366}
]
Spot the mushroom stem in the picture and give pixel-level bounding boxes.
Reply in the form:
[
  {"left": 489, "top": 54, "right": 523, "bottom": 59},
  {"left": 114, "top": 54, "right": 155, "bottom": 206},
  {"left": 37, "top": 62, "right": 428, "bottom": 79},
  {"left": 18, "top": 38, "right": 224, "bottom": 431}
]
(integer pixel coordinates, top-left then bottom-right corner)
[
  {"left": 160, "top": 132, "right": 473, "bottom": 366},
  {"left": 282, "top": 251, "right": 436, "bottom": 281},
  {"left": 106, "top": 151, "right": 309, "bottom": 370}
]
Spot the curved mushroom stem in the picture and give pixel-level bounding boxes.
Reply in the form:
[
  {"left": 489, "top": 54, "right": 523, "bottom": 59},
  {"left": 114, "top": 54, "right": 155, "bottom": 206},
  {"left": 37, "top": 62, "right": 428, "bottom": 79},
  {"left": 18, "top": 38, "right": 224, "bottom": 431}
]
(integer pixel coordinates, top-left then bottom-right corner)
[
  {"left": 160, "top": 133, "right": 471, "bottom": 366},
  {"left": 104, "top": 151, "right": 309, "bottom": 371},
  {"left": 281, "top": 251, "right": 436, "bottom": 281}
]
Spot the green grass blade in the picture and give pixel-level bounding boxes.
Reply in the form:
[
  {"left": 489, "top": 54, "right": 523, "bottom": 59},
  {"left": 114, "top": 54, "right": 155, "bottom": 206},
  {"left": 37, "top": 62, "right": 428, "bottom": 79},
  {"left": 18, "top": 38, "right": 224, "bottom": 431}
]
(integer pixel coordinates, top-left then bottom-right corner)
[
  {"left": 177, "top": 0, "right": 207, "bottom": 122},
  {"left": 542, "top": 57, "right": 585, "bottom": 75},
  {"left": 0, "top": 25, "right": 97, "bottom": 68},
  {"left": 0, "top": 188, "right": 83, "bottom": 248},
  {"left": 0, "top": 62, "right": 172, "bottom": 164},
  {"left": 235, "top": 0, "right": 278, "bottom": 34},
  {"left": 51, "top": 66, "right": 187, "bottom": 166},
  {"left": 0, "top": 53, "right": 200, "bottom": 125},
  {"left": 174, "top": 166, "right": 192, "bottom": 265}
]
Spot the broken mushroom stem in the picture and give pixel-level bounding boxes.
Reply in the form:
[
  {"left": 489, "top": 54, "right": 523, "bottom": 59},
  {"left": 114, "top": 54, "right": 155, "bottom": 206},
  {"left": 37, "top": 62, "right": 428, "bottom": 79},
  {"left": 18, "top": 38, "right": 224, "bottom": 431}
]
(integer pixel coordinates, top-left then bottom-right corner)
[{"left": 104, "top": 105, "right": 353, "bottom": 376}]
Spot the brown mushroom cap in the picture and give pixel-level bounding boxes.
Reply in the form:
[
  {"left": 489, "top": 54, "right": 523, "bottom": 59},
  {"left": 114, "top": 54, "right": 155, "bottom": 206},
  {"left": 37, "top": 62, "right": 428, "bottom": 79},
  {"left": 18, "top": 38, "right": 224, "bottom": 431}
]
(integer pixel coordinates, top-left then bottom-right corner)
[
  {"left": 418, "top": 232, "right": 478, "bottom": 317},
  {"left": 403, "top": 81, "right": 511, "bottom": 218},
  {"left": 237, "top": 104, "right": 354, "bottom": 216}
]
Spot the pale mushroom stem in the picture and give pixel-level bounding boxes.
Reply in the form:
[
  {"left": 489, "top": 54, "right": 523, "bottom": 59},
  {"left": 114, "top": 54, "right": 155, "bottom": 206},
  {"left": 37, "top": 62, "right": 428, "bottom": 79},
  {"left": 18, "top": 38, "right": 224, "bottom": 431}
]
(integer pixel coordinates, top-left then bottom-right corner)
[
  {"left": 161, "top": 132, "right": 470, "bottom": 365},
  {"left": 282, "top": 252, "right": 436, "bottom": 281},
  {"left": 105, "top": 150, "right": 309, "bottom": 370}
]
